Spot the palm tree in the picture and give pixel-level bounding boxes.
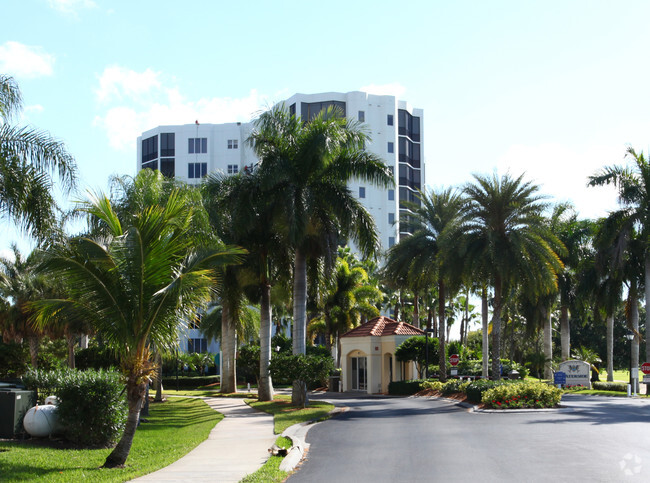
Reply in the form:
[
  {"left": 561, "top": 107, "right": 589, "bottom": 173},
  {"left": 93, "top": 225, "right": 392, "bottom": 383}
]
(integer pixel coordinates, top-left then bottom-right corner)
[
  {"left": 385, "top": 187, "right": 464, "bottom": 381},
  {"left": 457, "top": 173, "right": 564, "bottom": 379},
  {"left": 249, "top": 104, "right": 393, "bottom": 406},
  {"left": 30, "top": 181, "right": 244, "bottom": 468},
  {"left": 0, "top": 74, "right": 76, "bottom": 240},
  {"left": 589, "top": 147, "right": 650, "bottom": 361}
]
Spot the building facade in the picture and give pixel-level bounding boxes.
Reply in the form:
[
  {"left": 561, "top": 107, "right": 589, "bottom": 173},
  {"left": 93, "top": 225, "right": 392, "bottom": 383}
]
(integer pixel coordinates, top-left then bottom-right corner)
[{"left": 136, "top": 91, "right": 424, "bottom": 353}]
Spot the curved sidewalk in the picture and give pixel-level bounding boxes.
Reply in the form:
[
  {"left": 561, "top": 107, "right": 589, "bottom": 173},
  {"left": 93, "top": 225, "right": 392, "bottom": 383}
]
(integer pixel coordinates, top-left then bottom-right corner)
[{"left": 133, "top": 397, "right": 276, "bottom": 482}]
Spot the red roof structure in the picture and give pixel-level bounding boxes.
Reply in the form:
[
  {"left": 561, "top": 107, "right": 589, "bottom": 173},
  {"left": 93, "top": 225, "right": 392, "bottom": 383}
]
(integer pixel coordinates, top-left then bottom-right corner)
[{"left": 341, "top": 316, "right": 425, "bottom": 338}]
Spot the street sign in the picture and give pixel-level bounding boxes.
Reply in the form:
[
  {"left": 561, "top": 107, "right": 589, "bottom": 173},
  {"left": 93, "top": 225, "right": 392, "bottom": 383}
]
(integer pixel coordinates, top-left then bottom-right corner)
[
  {"left": 641, "top": 362, "right": 650, "bottom": 375},
  {"left": 449, "top": 354, "right": 460, "bottom": 366},
  {"left": 644, "top": 375, "right": 650, "bottom": 384},
  {"left": 554, "top": 372, "right": 567, "bottom": 385}
]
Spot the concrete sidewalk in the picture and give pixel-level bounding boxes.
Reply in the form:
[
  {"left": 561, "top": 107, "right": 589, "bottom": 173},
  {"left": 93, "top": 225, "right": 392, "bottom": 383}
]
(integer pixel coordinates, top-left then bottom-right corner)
[{"left": 132, "top": 397, "right": 276, "bottom": 482}]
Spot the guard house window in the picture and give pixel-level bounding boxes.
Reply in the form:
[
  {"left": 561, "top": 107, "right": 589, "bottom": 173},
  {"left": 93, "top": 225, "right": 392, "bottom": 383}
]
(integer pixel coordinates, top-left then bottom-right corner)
[
  {"left": 388, "top": 189, "right": 395, "bottom": 201},
  {"left": 387, "top": 142, "right": 394, "bottom": 154},
  {"left": 188, "top": 162, "right": 207, "bottom": 179},
  {"left": 188, "top": 338, "right": 208, "bottom": 354},
  {"left": 227, "top": 164, "right": 239, "bottom": 174},
  {"left": 359, "top": 186, "right": 366, "bottom": 199},
  {"left": 358, "top": 110, "right": 365, "bottom": 122},
  {"left": 387, "top": 114, "right": 394, "bottom": 126},
  {"left": 161, "top": 133, "right": 175, "bottom": 156},
  {"left": 388, "top": 213, "right": 395, "bottom": 225},
  {"left": 188, "top": 137, "right": 207, "bottom": 154},
  {"left": 227, "top": 139, "right": 238, "bottom": 149}
]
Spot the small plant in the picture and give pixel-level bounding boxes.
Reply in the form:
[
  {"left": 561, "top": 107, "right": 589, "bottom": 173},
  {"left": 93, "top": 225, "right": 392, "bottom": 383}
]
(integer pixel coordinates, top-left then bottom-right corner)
[
  {"left": 464, "top": 379, "right": 513, "bottom": 403},
  {"left": 441, "top": 379, "right": 468, "bottom": 395},
  {"left": 420, "top": 380, "right": 443, "bottom": 392}
]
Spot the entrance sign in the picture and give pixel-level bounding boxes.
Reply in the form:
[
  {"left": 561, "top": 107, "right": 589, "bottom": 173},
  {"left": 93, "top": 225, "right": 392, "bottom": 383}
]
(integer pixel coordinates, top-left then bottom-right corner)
[
  {"left": 554, "top": 372, "right": 567, "bottom": 385},
  {"left": 449, "top": 354, "right": 460, "bottom": 366},
  {"left": 558, "top": 360, "right": 591, "bottom": 389}
]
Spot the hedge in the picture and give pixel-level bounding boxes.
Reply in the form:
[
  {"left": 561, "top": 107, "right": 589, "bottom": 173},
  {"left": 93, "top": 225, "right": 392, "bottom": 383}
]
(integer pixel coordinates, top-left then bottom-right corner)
[
  {"left": 388, "top": 380, "right": 423, "bottom": 395},
  {"left": 482, "top": 381, "right": 562, "bottom": 409},
  {"left": 161, "top": 375, "right": 220, "bottom": 389},
  {"left": 592, "top": 381, "right": 628, "bottom": 392}
]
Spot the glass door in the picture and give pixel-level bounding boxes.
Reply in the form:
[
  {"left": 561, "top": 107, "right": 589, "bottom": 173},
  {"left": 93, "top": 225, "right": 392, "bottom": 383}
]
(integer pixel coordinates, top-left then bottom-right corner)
[{"left": 351, "top": 356, "right": 367, "bottom": 391}]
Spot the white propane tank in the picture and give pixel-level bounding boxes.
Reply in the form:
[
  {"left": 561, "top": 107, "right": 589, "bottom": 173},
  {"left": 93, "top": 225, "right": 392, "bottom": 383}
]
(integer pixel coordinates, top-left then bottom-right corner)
[{"left": 23, "top": 405, "right": 60, "bottom": 437}]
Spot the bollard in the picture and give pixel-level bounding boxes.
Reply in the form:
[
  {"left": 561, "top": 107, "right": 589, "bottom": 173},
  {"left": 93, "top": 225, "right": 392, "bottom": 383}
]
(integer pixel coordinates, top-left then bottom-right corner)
[{"left": 628, "top": 384, "right": 632, "bottom": 397}]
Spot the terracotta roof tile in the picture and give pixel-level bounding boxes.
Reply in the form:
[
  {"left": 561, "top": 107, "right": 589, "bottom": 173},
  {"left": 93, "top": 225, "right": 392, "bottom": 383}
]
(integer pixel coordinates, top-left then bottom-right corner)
[{"left": 341, "top": 316, "right": 425, "bottom": 338}]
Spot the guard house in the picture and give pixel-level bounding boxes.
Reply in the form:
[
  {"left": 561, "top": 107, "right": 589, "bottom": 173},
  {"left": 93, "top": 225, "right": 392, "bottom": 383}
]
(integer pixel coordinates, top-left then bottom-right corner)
[{"left": 340, "top": 316, "right": 424, "bottom": 394}]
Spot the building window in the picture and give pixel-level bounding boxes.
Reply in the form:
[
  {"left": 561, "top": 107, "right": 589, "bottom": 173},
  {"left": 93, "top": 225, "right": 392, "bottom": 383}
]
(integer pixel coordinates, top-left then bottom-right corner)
[
  {"left": 142, "top": 160, "right": 158, "bottom": 171},
  {"left": 228, "top": 139, "right": 238, "bottom": 149},
  {"left": 301, "top": 100, "right": 346, "bottom": 121},
  {"left": 388, "top": 189, "right": 395, "bottom": 201},
  {"left": 160, "top": 158, "right": 175, "bottom": 178},
  {"left": 289, "top": 103, "right": 296, "bottom": 117},
  {"left": 188, "top": 162, "right": 207, "bottom": 179},
  {"left": 188, "top": 137, "right": 207, "bottom": 154},
  {"left": 188, "top": 313, "right": 202, "bottom": 330},
  {"left": 161, "top": 133, "right": 175, "bottom": 157},
  {"left": 359, "top": 187, "right": 366, "bottom": 199},
  {"left": 141, "top": 135, "right": 158, "bottom": 163},
  {"left": 388, "top": 213, "right": 395, "bottom": 225},
  {"left": 389, "top": 236, "right": 395, "bottom": 248},
  {"left": 387, "top": 114, "right": 394, "bottom": 126},
  {"left": 188, "top": 338, "right": 208, "bottom": 354},
  {"left": 227, "top": 164, "right": 239, "bottom": 174},
  {"left": 358, "top": 110, "right": 365, "bottom": 122},
  {"left": 387, "top": 142, "right": 394, "bottom": 154}
]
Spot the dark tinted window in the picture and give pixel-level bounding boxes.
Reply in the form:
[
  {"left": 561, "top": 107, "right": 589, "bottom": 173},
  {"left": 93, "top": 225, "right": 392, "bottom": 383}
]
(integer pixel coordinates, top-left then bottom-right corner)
[
  {"left": 142, "top": 135, "right": 158, "bottom": 163},
  {"left": 160, "top": 158, "right": 175, "bottom": 178},
  {"left": 301, "top": 101, "right": 346, "bottom": 121},
  {"left": 161, "top": 133, "right": 175, "bottom": 156}
]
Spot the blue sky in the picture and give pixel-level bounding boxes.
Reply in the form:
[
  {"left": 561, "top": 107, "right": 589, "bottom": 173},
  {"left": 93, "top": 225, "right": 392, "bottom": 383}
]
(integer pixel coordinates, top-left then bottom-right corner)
[{"left": 2, "top": 0, "right": 650, "bottom": 253}]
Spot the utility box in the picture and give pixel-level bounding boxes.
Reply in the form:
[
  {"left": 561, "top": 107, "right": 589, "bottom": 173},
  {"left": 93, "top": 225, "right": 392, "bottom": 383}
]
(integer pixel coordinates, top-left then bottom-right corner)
[{"left": 0, "top": 389, "right": 37, "bottom": 438}]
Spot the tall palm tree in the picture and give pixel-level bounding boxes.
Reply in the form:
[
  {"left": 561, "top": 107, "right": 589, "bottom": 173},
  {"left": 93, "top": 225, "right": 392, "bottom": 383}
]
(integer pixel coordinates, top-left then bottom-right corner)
[
  {"left": 457, "top": 173, "right": 564, "bottom": 379},
  {"left": 249, "top": 104, "right": 393, "bottom": 405},
  {"left": 589, "top": 147, "right": 650, "bottom": 360},
  {"left": 385, "top": 187, "right": 464, "bottom": 381},
  {"left": 30, "top": 181, "right": 243, "bottom": 468},
  {"left": 0, "top": 74, "right": 76, "bottom": 240}
]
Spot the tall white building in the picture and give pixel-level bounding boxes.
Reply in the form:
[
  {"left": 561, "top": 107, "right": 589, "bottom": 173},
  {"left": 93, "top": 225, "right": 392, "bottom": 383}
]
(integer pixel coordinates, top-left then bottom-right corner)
[{"left": 137, "top": 91, "right": 424, "bottom": 252}]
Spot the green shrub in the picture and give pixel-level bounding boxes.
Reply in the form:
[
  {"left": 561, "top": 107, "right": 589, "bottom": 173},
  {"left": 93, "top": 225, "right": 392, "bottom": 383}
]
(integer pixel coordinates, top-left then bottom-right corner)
[
  {"left": 388, "top": 379, "right": 423, "bottom": 395},
  {"left": 592, "top": 381, "right": 628, "bottom": 392},
  {"left": 454, "top": 359, "right": 528, "bottom": 378},
  {"left": 420, "top": 380, "right": 443, "bottom": 392},
  {"left": 481, "top": 381, "right": 562, "bottom": 409},
  {"left": 441, "top": 379, "right": 468, "bottom": 395},
  {"left": 22, "top": 368, "right": 127, "bottom": 447},
  {"left": 465, "top": 379, "right": 513, "bottom": 403},
  {"left": 161, "top": 375, "right": 220, "bottom": 389},
  {"left": 0, "top": 341, "right": 29, "bottom": 378},
  {"left": 269, "top": 353, "right": 334, "bottom": 389},
  {"left": 75, "top": 345, "right": 119, "bottom": 371}
]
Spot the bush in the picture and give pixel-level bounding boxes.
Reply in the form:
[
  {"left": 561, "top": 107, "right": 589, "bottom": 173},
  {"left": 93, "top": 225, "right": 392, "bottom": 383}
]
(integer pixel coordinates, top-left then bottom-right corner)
[
  {"left": 22, "top": 368, "right": 127, "bottom": 447},
  {"left": 441, "top": 379, "right": 468, "bottom": 395},
  {"left": 482, "top": 381, "right": 562, "bottom": 409},
  {"left": 420, "top": 380, "right": 443, "bottom": 392},
  {"left": 454, "top": 359, "right": 528, "bottom": 378},
  {"left": 75, "top": 345, "right": 119, "bottom": 371},
  {"left": 465, "top": 379, "right": 513, "bottom": 403},
  {"left": 388, "top": 379, "right": 423, "bottom": 395},
  {"left": 0, "top": 341, "right": 29, "bottom": 378},
  {"left": 592, "top": 381, "right": 628, "bottom": 392},
  {"left": 269, "top": 353, "right": 334, "bottom": 389},
  {"left": 161, "top": 375, "right": 220, "bottom": 389}
]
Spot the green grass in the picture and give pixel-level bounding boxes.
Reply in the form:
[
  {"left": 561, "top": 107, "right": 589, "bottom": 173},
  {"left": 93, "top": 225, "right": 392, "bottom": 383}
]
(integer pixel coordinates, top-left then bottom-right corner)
[
  {"left": 248, "top": 395, "right": 335, "bottom": 434},
  {"left": 165, "top": 389, "right": 257, "bottom": 398},
  {"left": 239, "top": 436, "right": 292, "bottom": 483},
  {"left": 0, "top": 397, "right": 222, "bottom": 482}
]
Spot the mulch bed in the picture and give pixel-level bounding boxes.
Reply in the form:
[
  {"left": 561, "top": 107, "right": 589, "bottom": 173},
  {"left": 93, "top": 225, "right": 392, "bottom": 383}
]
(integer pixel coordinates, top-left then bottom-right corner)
[{"left": 414, "top": 388, "right": 486, "bottom": 408}]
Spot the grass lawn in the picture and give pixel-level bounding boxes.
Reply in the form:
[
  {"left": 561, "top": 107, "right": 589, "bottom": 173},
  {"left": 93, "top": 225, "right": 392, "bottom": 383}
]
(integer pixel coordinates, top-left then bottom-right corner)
[
  {"left": 165, "top": 389, "right": 257, "bottom": 398},
  {"left": 248, "top": 395, "right": 335, "bottom": 434},
  {"left": 0, "top": 397, "right": 221, "bottom": 482},
  {"left": 240, "top": 436, "right": 292, "bottom": 483}
]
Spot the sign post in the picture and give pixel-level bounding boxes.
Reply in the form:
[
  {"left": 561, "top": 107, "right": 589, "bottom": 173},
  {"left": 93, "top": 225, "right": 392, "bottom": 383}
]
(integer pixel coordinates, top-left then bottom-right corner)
[{"left": 449, "top": 354, "right": 459, "bottom": 376}]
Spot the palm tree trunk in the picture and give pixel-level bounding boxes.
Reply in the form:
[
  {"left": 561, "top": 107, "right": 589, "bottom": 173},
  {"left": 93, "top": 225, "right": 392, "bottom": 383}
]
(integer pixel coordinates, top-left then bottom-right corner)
[
  {"left": 413, "top": 293, "right": 419, "bottom": 328},
  {"left": 629, "top": 285, "right": 640, "bottom": 393},
  {"left": 560, "top": 305, "right": 570, "bottom": 361},
  {"left": 481, "top": 287, "right": 489, "bottom": 378},
  {"left": 543, "top": 308, "right": 553, "bottom": 380},
  {"left": 438, "top": 279, "right": 447, "bottom": 382},
  {"left": 645, "top": 254, "right": 650, "bottom": 361},
  {"left": 606, "top": 314, "right": 614, "bottom": 382},
  {"left": 154, "top": 351, "right": 163, "bottom": 402},
  {"left": 66, "top": 332, "right": 76, "bottom": 369},
  {"left": 491, "top": 280, "right": 503, "bottom": 380},
  {"left": 28, "top": 335, "right": 39, "bottom": 368},
  {"left": 292, "top": 248, "right": 308, "bottom": 406},
  {"left": 220, "top": 301, "right": 237, "bottom": 393},
  {"left": 336, "top": 331, "right": 342, "bottom": 369},
  {"left": 103, "top": 379, "right": 146, "bottom": 468},
  {"left": 258, "top": 282, "right": 274, "bottom": 401}
]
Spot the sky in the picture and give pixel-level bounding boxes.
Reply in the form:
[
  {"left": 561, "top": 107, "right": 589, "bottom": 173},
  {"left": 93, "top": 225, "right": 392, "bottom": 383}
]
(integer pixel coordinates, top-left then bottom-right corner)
[{"left": 1, "top": 1, "right": 648, "bottom": 261}]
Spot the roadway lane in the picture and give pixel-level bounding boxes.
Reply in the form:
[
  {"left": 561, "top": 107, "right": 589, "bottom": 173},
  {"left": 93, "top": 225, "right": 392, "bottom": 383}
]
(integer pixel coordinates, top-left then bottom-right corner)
[{"left": 287, "top": 394, "right": 650, "bottom": 482}]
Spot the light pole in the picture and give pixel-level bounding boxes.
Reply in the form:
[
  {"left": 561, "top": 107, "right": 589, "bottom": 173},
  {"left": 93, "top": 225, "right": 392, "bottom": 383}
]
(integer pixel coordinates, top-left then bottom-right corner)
[
  {"left": 625, "top": 330, "right": 635, "bottom": 394},
  {"left": 425, "top": 328, "right": 435, "bottom": 379}
]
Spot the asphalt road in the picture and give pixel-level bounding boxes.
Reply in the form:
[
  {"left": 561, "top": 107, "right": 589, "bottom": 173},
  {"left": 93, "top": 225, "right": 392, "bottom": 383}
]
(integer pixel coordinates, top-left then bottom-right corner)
[{"left": 287, "top": 394, "right": 650, "bottom": 483}]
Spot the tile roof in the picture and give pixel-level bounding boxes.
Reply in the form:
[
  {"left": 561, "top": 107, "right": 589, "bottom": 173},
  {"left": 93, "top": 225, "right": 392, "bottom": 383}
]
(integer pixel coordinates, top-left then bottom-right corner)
[{"left": 341, "top": 316, "right": 425, "bottom": 338}]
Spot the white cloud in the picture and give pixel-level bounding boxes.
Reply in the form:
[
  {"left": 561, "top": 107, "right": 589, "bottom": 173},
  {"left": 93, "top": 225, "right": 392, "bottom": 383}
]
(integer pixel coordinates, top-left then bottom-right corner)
[
  {"left": 360, "top": 82, "right": 407, "bottom": 98},
  {"left": 94, "top": 67, "right": 268, "bottom": 150},
  {"left": 25, "top": 104, "right": 44, "bottom": 113},
  {"left": 95, "top": 66, "right": 162, "bottom": 103},
  {"left": 496, "top": 143, "right": 623, "bottom": 219},
  {"left": 0, "top": 41, "right": 55, "bottom": 78},
  {"left": 47, "top": 0, "right": 96, "bottom": 16}
]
